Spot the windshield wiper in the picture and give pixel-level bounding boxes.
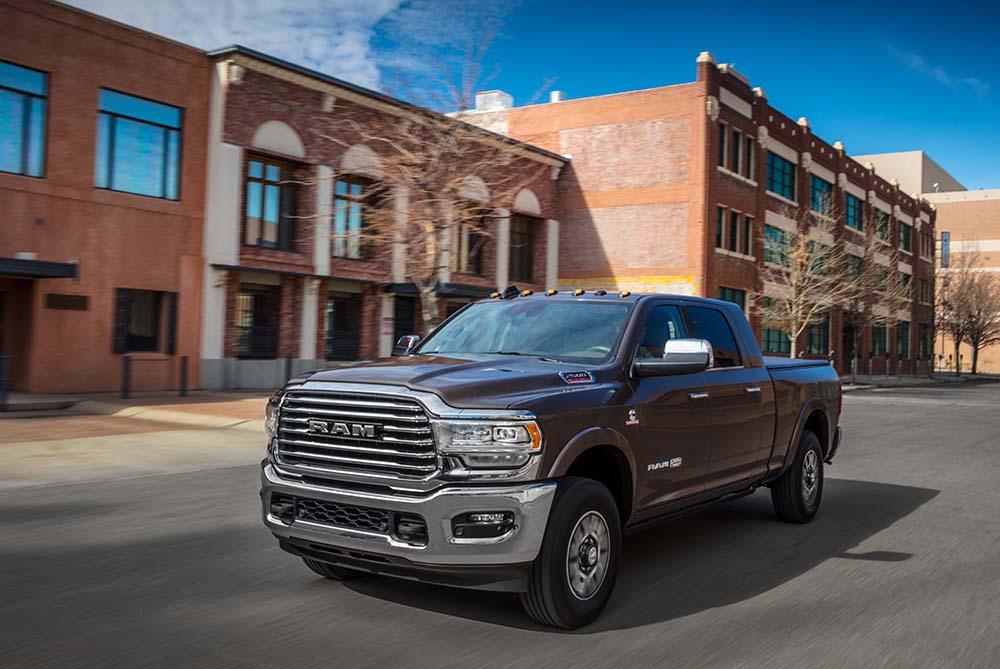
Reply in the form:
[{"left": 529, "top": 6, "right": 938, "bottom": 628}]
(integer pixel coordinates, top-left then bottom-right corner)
[{"left": 482, "top": 351, "right": 561, "bottom": 363}]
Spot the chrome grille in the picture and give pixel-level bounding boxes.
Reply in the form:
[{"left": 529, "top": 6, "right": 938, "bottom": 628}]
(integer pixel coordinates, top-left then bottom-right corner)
[{"left": 275, "top": 390, "right": 437, "bottom": 479}]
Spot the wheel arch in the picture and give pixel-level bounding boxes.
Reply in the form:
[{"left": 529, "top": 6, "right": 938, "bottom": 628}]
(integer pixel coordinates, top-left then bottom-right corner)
[{"left": 546, "top": 427, "right": 636, "bottom": 525}]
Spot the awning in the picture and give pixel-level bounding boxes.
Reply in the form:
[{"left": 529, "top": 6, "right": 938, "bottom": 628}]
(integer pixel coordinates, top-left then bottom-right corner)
[
  {"left": 211, "top": 263, "right": 375, "bottom": 284},
  {"left": 0, "top": 257, "right": 77, "bottom": 279},
  {"left": 382, "top": 282, "right": 495, "bottom": 298}
]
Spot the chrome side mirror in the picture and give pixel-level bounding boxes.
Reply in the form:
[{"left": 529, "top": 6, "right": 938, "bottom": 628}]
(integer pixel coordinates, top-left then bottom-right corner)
[
  {"left": 392, "top": 334, "right": 421, "bottom": 356},
  {"left": 634, "top": 338, "right": 714, "bottom": 377}
]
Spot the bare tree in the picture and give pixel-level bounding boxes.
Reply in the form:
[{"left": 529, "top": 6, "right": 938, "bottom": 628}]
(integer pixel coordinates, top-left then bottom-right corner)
[
  {"left": 943, "top": 245, "right": 1000, "bottom": 375},
  {"left": 755, "top": 211, "right": 858, "bottom": 359},
  {"left": 937, "top": 247, "right": 980, "bottom": 375}
]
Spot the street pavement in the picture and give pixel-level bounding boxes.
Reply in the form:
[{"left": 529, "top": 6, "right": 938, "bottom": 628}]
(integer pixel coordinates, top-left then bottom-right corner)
[{"left": 2, "top": 382, "right": 1000, "bottom": 667}]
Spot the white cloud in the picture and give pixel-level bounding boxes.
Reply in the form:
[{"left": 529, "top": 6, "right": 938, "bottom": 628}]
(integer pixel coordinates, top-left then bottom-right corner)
[
  {"left": 64, "top": 0, "right": 401, "bottom": 89},
  {"left": 887, "top": 45, "right": 990, "bottom": 97}
]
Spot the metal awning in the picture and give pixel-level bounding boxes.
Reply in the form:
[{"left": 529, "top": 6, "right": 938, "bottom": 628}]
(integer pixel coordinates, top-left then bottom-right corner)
[
  {"left": 0, "top": 257, "right": 77, "bottom": 279},
  {"left": 210, "top": 264, "right": 375, "bottom": 284},
  {"left": 382, "top": 282, "right": 495, "bottom": 298}
]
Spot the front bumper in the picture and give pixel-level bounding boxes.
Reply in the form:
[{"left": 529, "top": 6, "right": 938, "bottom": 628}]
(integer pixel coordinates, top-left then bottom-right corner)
[{"left": 261, "top": 463, "right": 557, "bottom": 589}]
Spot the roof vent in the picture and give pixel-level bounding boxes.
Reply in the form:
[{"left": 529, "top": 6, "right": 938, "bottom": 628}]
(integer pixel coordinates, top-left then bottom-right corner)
[
  {"left": 475, "top": 90, "right": 513, "bottom": 112},
  {"left": 550, "top": 90, "right": 566, "bottom": 103}
]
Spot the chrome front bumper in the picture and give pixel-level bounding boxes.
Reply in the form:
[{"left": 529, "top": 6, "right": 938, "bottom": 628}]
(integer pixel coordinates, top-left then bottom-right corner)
[{"left": 261, "top": 463, "right": 557, "bottom": 566}]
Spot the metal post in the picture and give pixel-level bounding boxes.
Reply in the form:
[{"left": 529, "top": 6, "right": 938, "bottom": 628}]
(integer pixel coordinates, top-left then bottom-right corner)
[
  {"left": 0, "top": 355, "right": 10, "bottom": 411},
  {"left": 179, "top": 355, "right": 188, "bottom": 397},
  {"left": 121, "top": 355, "right": 131, "bottom": 400},
  {"left": 284, "top": 356, "right": 293, "bottom": 383}
]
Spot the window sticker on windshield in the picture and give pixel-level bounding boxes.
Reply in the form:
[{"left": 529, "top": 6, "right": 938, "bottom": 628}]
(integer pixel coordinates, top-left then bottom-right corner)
[{"left": 559, "top": 371, "right": 595, "bottom": 384}]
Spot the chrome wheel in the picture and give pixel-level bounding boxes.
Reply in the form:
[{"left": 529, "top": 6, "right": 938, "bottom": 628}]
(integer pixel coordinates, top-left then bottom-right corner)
[
  {"left": 802, "top": 449, "right": 820, "bottom": 507},
  {"left": 566, "top": 510, "right": 611, "bottom": 601}
]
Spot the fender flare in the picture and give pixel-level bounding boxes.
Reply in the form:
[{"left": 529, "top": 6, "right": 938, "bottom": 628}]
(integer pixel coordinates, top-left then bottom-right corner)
[
  {"left": 786, "top": 397, "right": 831, "bottom": 465},
  {"left": 545, "top": 426, "right": 638, "bottom": 514}
]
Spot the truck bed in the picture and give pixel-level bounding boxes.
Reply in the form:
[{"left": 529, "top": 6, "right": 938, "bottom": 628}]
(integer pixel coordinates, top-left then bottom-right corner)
[{"left": 763, "top": 356, "right": 833, "bottom": 371}]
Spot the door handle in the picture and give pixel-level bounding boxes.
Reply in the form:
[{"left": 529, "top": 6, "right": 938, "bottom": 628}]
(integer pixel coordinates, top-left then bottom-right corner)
[
  {"left": 688, "top": 391, "right": 709, "bottom": 400},
  {"left": 744, "top": 385, "right": 762, "bottom": 393}
]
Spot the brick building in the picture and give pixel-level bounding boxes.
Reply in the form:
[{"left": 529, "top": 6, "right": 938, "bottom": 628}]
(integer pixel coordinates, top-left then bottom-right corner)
[
  {"left": 460, "top": 52, "right": 938, "bottom": 374},
  {"left": 198, "top": 47, "right": 564, "bottom": 390},
  {"left": 0, "top": 0, "right": 209, "bottom": 393}
]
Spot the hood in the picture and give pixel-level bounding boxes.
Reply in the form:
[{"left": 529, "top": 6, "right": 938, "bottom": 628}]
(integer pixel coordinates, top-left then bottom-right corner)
[{"left": 299, "top": 354, "right": 599, "bottom": 409}]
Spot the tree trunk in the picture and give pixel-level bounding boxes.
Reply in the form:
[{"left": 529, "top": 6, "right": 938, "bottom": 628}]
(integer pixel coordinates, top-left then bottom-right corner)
[
  {"left": 972, "top": 345, "right": 979, "bottom": 375},
  {"left": 790, "top": 338, "right": 799, "bottom": 359},
  {"left": 419, "top": 286, "right": 439, "bottom": 335},
  {"left": 954, "top": 340, "right": 962, "bottom": 376}
]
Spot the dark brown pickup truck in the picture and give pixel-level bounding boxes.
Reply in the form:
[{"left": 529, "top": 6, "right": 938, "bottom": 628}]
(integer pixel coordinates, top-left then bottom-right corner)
[{"left": 261, "top": 291, "right": 842, "bottom": 628}]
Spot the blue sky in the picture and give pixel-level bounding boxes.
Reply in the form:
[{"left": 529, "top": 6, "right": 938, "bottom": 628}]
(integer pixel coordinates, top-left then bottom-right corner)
[{"left": 69, "top": 0, "right": 1000, "bottom": 189}]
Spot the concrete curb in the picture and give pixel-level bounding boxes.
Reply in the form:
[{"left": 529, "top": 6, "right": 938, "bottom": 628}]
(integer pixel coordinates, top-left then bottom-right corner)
[{"left": 75, "top": 400, "right": 265, "bottom": 434}]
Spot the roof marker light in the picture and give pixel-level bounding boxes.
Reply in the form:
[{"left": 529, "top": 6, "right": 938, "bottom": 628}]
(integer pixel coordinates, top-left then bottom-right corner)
[
  {"left": 574, "top": 289, "right": 585, "bottom": 296},
  {"left": 522, "top": 289, "right": 534, "bottom": 297},
  {"left": 594, "top": 289, "right": 607, "bottom": 296},
  {"left": 490, "top": 292, "right": 500, "bottom": 299},
  {"left": 546, "top": 289, "right": 558, "bottom": 296},
  {"left": 620, "top": 290, "right": 631, "bottom": 297}
]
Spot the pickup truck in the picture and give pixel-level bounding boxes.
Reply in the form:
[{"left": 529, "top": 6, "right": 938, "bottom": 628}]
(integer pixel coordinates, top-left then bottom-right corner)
[{"left": 261, "top": 290, "right": 842, "bottom": 629}]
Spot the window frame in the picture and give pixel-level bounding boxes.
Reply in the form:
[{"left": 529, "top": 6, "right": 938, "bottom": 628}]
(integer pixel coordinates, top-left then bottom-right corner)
[
  {"left": 897, "top": 321, "right": 910, "bottom": 359},
  {"left": 509, "top": 214, "right": 537, "bottom": 284},
  {"left": 875, "top": 209, "right": 891, "bottom": 242},
  {"left": 718, "top": 286, "right": 747, "bottom": 312},
  {"left": 764, "top": 224, "right": 789, "bottom": 266},
  {"left": 332, "top": 173, "right": 374, "bottom": 260},
  {"left": 244, "top": 154, "right": 300, "bottom": 252},
  {"left": 766, "top": 151, "right": 796, "bottom": 201},
  {"left": 715, "top": 206, "right": 725, "bottom": 249},
  {"left": 872, "top": 325, "right": 888, "bottom": 357},
  {"left": 686, "top": 304, "right": 744, "bottom": 369},
  {"left": 0, "top": 58, "right": 48, "bottom": 178},
  {"left": 95, "top": 88, "right": 183, "bottom": 200},
  {"left": 809, "top": 174, "right": 834, "bottom": 216},
  {"left": 845, "top": 193, "right": 864, "bottom": 231},
  {"left": 450, "top": 206, "right": 489, "bottom": 276},
  {"left": 898, "top": 221, "right": 913, "bottom": 254},
  {"left": 807, "top": 312, "right": 830, "bottom": 356}
]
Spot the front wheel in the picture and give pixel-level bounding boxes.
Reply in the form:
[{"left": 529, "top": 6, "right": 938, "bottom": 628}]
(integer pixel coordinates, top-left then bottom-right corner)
[
  {"left": 520, "top": 477, "right": 621, "bottom": 629},
  {"left": 771, "top": 430, "right": 824, "bottom": 523}
]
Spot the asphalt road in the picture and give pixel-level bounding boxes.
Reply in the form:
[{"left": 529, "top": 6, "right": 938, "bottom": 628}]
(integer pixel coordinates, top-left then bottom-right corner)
[{"left": 3, "top": 382, "right": 1000, "bottom": 667}]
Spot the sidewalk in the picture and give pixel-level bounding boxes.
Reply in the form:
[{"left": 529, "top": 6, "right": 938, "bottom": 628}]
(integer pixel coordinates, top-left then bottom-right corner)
[{"left": 840, "top": 373, "right": 1000, "bottom": 392}]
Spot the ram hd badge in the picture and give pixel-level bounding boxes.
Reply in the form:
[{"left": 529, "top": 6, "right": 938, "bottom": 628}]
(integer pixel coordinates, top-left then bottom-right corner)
[{"left": 559, "top": 370, "right": 595, "bottom": 384}]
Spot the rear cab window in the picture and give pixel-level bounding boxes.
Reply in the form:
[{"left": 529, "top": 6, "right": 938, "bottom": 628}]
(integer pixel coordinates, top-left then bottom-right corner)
[{"left": 686, "top": 306, "right": 742, "bottom": 368}]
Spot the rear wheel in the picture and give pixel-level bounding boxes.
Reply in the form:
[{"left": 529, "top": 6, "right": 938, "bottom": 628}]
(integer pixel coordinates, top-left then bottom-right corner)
[
  {"left": 520, "top": 477, "right": 621, "bottom": 629},
  {"left": 771, "top": 430, "right": 824, "bottom": 523},
  {"left": 302, "top": 558, "right": 367, "bottom": 581}
]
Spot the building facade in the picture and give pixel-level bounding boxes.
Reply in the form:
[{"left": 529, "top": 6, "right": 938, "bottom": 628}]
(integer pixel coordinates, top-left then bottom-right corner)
[
  {"left": 0, "top": 0, "right": 209, "bottom": 393},
  {"left": 198, "top": 47, "right": 564, "bottom": 390},
  {"left": 460, "top": 53, "right": 938, "bottom": 374}
]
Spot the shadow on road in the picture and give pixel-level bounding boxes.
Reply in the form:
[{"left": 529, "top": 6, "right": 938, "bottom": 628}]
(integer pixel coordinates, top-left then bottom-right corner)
[{"left": 343, "top": 478, "right": 939, "bottom": 632}]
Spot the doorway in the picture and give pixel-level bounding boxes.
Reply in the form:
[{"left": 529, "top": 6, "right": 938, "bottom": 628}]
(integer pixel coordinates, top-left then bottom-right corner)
[
  {"left": 842, "top": 322, "right": 856, "bottom": 375},
  {"left": 393, "top": 296, "right": 416, "bottom": 342}
]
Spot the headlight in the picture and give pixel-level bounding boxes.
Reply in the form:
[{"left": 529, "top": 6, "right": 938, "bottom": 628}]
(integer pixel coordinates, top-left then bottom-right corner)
[
  {"left": 264, "top": 389, "right": 284, "bottom": 440},
  {"left": 432, "top": 420, "right": 542, "bottom": 469}
]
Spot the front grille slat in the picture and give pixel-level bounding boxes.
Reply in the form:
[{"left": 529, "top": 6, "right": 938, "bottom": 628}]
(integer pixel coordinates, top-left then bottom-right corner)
[{"left": 276, "top": 390, "right": 438, "bottom": 479}]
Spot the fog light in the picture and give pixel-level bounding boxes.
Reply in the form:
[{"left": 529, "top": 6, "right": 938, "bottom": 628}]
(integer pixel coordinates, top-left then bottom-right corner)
[
  {"left": 270, "top": 494, "right": 295, "bottom": 522},
  {"left": 393, "top": 512, "right": 428, "bottom": 545},
  {"left": 452, "top": 511, "right": 515, "bottom": 539}
]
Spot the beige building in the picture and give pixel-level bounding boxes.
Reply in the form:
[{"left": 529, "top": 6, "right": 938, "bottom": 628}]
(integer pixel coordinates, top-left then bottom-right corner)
[{"left": 856, "top": 150, "right": 966, "bottom": 195}]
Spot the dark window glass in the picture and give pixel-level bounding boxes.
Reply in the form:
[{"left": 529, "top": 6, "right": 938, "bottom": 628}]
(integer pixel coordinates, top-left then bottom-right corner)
[
  {"left": 718, "top": 286, "right": 746, "bottom": 311},
  {"left": 762, "top": 327, "right": 791, "bottom": 354},
  {"left": 715, "top": 206, "right": 725, "bottom": 249},
  {"left": 809, "top": 175, "right": 833, "bottom": 215},
  {"left": 728, "top": 211, "right": 739, "bottom": 252},
  {"left": 764, "top": 224, "right": 788, "bottom": 265},
  {"left": 235, "top": 284, "right": 280, "bottom": 359},
  {"left": 452, "top": 208, "right": 487, "bottom": 275},
  {"left": 899, "top": 222, "right": 913, "bottom": 253},
  {"left": 117, "top": 289, "right": 163, "bottom": 352},
  {"left": 509, "top": 215, "right": 536, "bottom": 283},
  {"left": 897, "top": 321, "right": 910, "bottom": 358},
  {"left": 325, "top": 293, "right": 361, "bottom": 360},
  {"left": 846, "top": 254, "right": 863, "bottom": 279},
  {"left": 95, "top": 89, "right": 182, "bottom": 199},
  {"left": 766, "top": 151, "right": 796, "bottom": 200},
  {"left": 0, "top": 59, "right": 47, "bottom": 177},
  {"left": 919, "top": 323, "right": 931, "bottom": 359},
  {"left": 333, "top": 175, "right": 372, "bottom": 259},
  {"left": 846, "top": 194, "right": 864, "bottom": 230},
  {"left": 872, "top": 325, "right": 887, "bottom": 357},
  {"left": 636, "top": 305, "right": 687, "bottom": 359},
  {"left": 730, "top": 128, "right": 741, "bottom": 172},
  {"left": 875, "top": 210, "right": 891, "bottom": 241},
  {"left": 246, "top": 156, "right": 298, "bottom": 251},
  {"left": 743, "top": 215, "right": 753, "bottom": 255},
  {"left": 689, "top": 306, "right": 741, "bottom": 368},
  {"left": 807, "top": 312, "right": 830, "bottom": 356},
  {"left": 743, "top": 136, "right": 755, "bottom": 179},
  {"left": 717, "top": 124, "right": 726, "bottom": 167}
]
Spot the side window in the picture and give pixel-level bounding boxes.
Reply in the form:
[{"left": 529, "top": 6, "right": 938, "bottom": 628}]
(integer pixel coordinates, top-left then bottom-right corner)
[
  {"left": 636, "top": 305, "right": 686, "bottom": 359},
  {"left": 688, "top": 306, "right": 742, "bottom": 368}
]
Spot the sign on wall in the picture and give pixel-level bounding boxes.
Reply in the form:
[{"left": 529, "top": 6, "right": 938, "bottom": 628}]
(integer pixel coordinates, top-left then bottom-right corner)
[{"left": 941, "top": 231, "right": 951, "bottom": 268}]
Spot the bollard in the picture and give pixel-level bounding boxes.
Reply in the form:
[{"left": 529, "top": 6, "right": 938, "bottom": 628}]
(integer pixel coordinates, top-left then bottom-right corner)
[
  {"left": 121, "top": 355, "right": 131, "bottom": 399},
  {"left": 179, "top": 355, "right": 188, "bottom": 397},
  {"left": 284, "top": 357, "right": 293, "bottom": 383}
]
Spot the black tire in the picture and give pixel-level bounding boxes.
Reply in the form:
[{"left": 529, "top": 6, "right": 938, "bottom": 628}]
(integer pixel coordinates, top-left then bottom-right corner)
[
  {"left": 771, "top": 430, "right": 824, "bottom": 523},
  {"left": 302, "top": 558, "right": 367, "bottom": 581},
  {"left": 520, "top": 477, "right": 621, "bottom": 629}
]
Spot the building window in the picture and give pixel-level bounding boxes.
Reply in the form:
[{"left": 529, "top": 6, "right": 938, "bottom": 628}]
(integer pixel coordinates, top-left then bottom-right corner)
[
  {"left": 875, "top": 210, "right": 891, "bottom": 241},
  {"left": 717, "top": 124, "right": 727, "bottom": 167},
  {"left": 872, "top": 325, "right": 887, "bottom": 357},
  {"left": 897, "top": 321, "right": 910, "bottom": 359},
  {"left": 325, "top": 293, "right": 361, "bottom": 360},
  {"left": 809, "top": 175, "right": 833, "bottom": 216},
  {"left": 333, "top": 176, "right": 372, "bottom": 259},
  {"left": 764, "top": 224, "right": 788, "bottom": 265},
  {"left": 245, "top": 156, "right": 298, "bottom": 251},
  {"left": 917, "top": 277, "right": 932, "bottom": 304},
  {"left": 762, "top": 323, "right": 791, "bottom": 354},
  {"left": 766, "top": 151, "right": 796, "bottom": 201},
  {"left": 730, "top": 128, "right": 742, "bottom": 173},
  {"left": 743, "top": 135, "right": 755, "bottom": 179},
  {"left": 509, "top": 215, "right": 536, "bottom": 283},
  {"left": 901, "top": 272, "right": 912, "bottom": 300},
  {"left": 743, "top": 215, "right": 753, "bottom": 256},
  {"left": 728, "top": 211, "right": 740, "bottom": 252},
  {"left": 235, "top": 284, "right": 279, "bottom": 359},
  {"left": 0, "top": 59, "right": 46, "bottom": 177},
  {"left": 875, "top": 266, "right": 889, "bottom": 293},
  {"left": 919, "top": 323, "right": 932, "bottom": 359},
  {"left": 451, "top": 209, "right": 486, "bottom": 275},
  {"left": 846, "top": 194, "right": 864, "bottom": 230},
  {"left": 112, "top": 288, "right": 166, "bottom": 353},
  {"left": 718, "top": 286, "right": 746, "bottom": 311},
  {"left": 899, "top": 222, "right": 913, "bottom": 254},
  {"left": 807, "top": 312, "right": 830, "bottom": 356},
  {"left": 95, "top": 89, "right": 182, "bottom": 199},
  {"left": 846, "top": 254, "right": 863, "bottom": 279},
  {"left": 920, "top": 231, "right": 934, "bottom": 258},
  {"left": 716, "top": 206, "right": 725, "bottom": 249}
]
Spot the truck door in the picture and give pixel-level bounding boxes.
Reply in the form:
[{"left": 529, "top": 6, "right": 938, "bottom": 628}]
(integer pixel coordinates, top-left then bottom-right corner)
[
  {"left": 685, "top": 305, "right": 769, "bottom": 489},
  {"left": 628, "top": 303, "right": 712, "bottom": 509}
]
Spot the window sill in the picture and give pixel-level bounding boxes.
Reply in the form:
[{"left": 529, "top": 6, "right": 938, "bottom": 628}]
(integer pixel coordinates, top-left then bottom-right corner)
[
  {"left": 715, "top": 247, "right": 756, "bottom": 262},
  {"left": 766, "top": 191, "right": 798, "bottom": 208},
  {"left": 121, "top": 352, "right": 170, "bottom": 360},
  {"left": 899, "top": 249, "right": 914, "bottom": 257},
  {"left": 716, "top": 166, "right": 758, "bottom": 187}
]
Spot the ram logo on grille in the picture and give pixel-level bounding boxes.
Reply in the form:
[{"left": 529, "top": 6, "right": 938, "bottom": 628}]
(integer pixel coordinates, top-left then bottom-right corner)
[{"left": 307, "top": 419, "right": 378, "bottom": 439}]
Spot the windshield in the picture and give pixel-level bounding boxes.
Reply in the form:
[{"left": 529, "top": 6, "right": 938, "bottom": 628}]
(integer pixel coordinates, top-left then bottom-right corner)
[{"left": 417, "top": 299, "right": 632, "bottom": 363}]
